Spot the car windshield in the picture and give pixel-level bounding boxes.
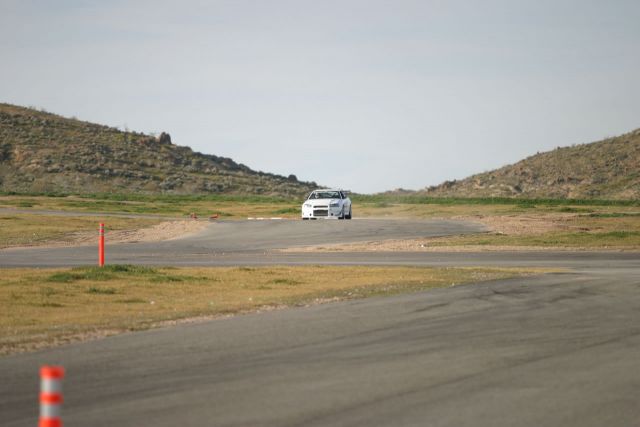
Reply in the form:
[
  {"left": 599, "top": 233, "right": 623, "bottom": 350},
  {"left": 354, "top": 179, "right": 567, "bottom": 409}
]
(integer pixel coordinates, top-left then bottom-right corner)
[{"left": 309, "top": 191, "right": 341, "bottom": 200}]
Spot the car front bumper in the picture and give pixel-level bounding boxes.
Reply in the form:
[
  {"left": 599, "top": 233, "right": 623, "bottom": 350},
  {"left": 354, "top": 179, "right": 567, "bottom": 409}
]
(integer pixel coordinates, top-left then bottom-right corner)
[{"left": 301, "top": 205, "right": 343, "bottom": 219}]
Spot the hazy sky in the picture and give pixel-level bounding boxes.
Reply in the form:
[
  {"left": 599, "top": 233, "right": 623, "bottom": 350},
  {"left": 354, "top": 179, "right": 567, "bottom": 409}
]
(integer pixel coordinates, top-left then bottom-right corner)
[{"left": 1, "top": 0, "right": 639, "bottom": 193}]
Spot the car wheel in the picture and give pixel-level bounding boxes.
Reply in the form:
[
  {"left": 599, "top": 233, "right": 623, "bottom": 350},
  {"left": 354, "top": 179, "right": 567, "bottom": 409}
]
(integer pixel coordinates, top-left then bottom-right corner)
[{"left": 346, "top": 208, "right": 352, "bottom": 220}]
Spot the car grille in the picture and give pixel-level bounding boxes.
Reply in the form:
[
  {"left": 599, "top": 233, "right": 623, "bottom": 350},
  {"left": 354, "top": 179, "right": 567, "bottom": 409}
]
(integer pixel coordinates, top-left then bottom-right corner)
[{"left": 314, "top": 209, "right": 328, "bottom": 216}]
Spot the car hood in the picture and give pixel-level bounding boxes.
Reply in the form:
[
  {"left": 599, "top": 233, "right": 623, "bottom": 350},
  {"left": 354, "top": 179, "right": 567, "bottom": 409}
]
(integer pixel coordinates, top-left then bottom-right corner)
[{"left": 304, "top": 199, "right": 340, "bottom": 206}]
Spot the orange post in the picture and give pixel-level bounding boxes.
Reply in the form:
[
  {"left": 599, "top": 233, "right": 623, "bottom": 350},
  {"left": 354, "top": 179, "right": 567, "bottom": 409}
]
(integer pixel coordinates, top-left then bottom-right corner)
[
  {"left": 40, "top": 365, "right": 64, "bottom": 427},
  {"left": 99, "top": 223, "right": 105, "bottom": 267}
]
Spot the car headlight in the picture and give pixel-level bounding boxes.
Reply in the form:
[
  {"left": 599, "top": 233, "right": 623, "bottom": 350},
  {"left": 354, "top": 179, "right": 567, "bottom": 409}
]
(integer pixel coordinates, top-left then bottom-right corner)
[
  {"left": 330, "top": 202, "right": 340, "bottom": 207},
  {"left": 303, "top": 203, "right": 312, "bottom": 208}
]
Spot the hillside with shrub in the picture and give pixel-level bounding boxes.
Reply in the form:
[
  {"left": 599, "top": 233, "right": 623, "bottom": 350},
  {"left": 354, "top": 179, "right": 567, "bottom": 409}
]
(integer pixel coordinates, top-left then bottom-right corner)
[
  {"left": 0, "top": 103, "right": 316, "bottom": 196},
  {"left": 421, "top": 128, "right": 640, "bottom": 200}
]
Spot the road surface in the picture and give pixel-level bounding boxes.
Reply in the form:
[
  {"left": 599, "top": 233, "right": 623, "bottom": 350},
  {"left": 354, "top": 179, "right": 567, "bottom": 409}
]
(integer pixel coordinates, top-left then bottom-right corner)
[
  {"left": 1, "top": 218, "right": 639, "bottom": 426},
  {"left": 0, "top": 218, "right": 485, "bottom": 267}
]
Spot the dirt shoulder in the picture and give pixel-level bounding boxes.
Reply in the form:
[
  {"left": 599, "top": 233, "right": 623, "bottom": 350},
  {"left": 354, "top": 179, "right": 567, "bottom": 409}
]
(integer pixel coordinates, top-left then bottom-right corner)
[
  {"left": 103, "top": 220, "right": 209, "bottom": 244},
  {"left": 5, "top": 220, "right": 209, "bottom": 249},
  {"left": 467, "top": 213, "right": 571, "bottom": 235}
]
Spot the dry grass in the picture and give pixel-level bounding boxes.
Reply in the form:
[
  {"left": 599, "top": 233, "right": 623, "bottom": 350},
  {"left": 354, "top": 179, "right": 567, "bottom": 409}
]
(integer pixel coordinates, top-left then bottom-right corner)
[
  {"left": 353, "top": 200, "right": 640, "bottom": 219},
  {"left": 0, "top": 265, "right": 543, "bottom": 355},
  {"left": 0, "top": 195, "right": 301, "bottom": 219}
]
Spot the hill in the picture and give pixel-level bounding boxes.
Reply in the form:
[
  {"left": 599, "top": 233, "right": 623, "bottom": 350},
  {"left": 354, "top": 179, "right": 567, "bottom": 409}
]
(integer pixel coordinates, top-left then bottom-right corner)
[
  {"left": 0, "top": 103, "right": 316, "bottom": 196},
  {"left": 421, "top": 129, "right": 640, "bottom": 200}
]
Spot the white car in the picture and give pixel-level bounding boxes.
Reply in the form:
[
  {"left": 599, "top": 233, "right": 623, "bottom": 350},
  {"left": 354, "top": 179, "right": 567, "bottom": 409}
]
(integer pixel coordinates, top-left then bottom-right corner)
[{"left": 302, "top": 189, "right": 352, "bottom": 220}]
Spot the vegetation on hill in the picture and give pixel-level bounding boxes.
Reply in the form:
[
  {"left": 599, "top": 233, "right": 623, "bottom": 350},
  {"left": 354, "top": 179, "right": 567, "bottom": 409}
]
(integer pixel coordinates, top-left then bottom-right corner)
[
  {"left": 421, "top": 129, "right": 640, "bottom": 200},
  {"left": 0, "top": 103, "right": 317, "bottom": 196}
]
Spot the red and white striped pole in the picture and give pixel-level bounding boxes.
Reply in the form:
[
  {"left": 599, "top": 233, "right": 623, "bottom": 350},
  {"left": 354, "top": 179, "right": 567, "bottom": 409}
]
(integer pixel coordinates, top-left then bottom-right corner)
[
  {"left": 40, "top": 365, "right": 64, "bottom": 427},
  {"left": 98, "top": 223, "right": 105, "bottom": 267}
]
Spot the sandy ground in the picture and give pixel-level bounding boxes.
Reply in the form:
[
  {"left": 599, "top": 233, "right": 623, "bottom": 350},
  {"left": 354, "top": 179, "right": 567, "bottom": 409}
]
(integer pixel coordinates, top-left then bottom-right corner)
[
  {"left": 104, "top": 220, "right": 209, "bottom": 244},
  {"left": 466, "top": 213, "right": 573, "bottom": 235}
]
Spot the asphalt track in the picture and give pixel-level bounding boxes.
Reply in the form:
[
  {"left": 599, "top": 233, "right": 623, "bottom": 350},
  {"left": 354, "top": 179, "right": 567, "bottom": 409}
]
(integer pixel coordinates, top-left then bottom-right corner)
[
  {"left": 1, "top": 219, "right": 639, "bottom": 426},
  {"left": 0, "top": 218, "right": 485, "bottom": 267}
]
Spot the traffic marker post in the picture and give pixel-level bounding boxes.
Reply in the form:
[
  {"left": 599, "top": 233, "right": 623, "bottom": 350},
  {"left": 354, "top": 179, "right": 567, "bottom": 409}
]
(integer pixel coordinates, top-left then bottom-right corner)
[
  {"left": 40, "top": 365, "right": 64, "bottom": 427},
  {"left": 98, "top": 223, "right": 105, "bottom": 267}
]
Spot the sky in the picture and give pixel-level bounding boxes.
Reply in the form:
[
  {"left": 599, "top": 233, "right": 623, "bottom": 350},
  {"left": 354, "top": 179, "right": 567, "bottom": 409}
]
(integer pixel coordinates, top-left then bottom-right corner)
[{"left": 1, "top": 0, "right": 639, "bottom": 193}]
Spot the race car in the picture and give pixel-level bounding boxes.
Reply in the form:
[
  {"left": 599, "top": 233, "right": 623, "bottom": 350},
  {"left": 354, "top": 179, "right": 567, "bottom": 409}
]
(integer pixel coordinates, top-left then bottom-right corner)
[{"left": 301, "top": 189, "right": 352, "bottom": 220}]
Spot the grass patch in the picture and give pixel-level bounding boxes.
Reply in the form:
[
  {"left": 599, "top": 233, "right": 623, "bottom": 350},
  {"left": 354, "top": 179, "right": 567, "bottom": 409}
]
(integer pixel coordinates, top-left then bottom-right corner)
[
  {"left": 352, "top": 198, "right": 640, "bottom": 220},
  {"left": 0, "top": 265, "right": 548, "bottom": 355},
  {"left": 271, "top": 278, "right": 303, "bottom": 286},
  {"left": 37, "top": 302, "right": 64, "bottom": 308},
  {"left": 557, "top": 207, "right": 593, "bottom": 213},
  {"left": 46, "top": 265, "right": 191, "bottom": 284},
  {"left": 48, "top": 268, "right": 117, "bottom": 282},
  {"left": 87, "top": 287, "right": 117, "bottom": 295},
  {"left": 587, "top": 212, "right": 640, "bottom": 218},
  {"left": 48, "top": 265, "right": 156, "bottom": 282},
  {"left": 601, "top": 231, "right": 640, "bottom": 239},
  {"left": 0, "top": 193, "right": 300, "bottom": 218},
  {"left": 426, "top": 230, "right": 640, "bottom": 248},
  {"left": 116, "top": 298, "right": 146, "bottom": 304},
  {"left": 149, "top": 275, "right": 185, "bottom": 283},
  {"left": 102, "top": 264, "right": 157, "bottom": 274},
  {"left": 272, "top": 207, "right": 300, "bottom": 215}
]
